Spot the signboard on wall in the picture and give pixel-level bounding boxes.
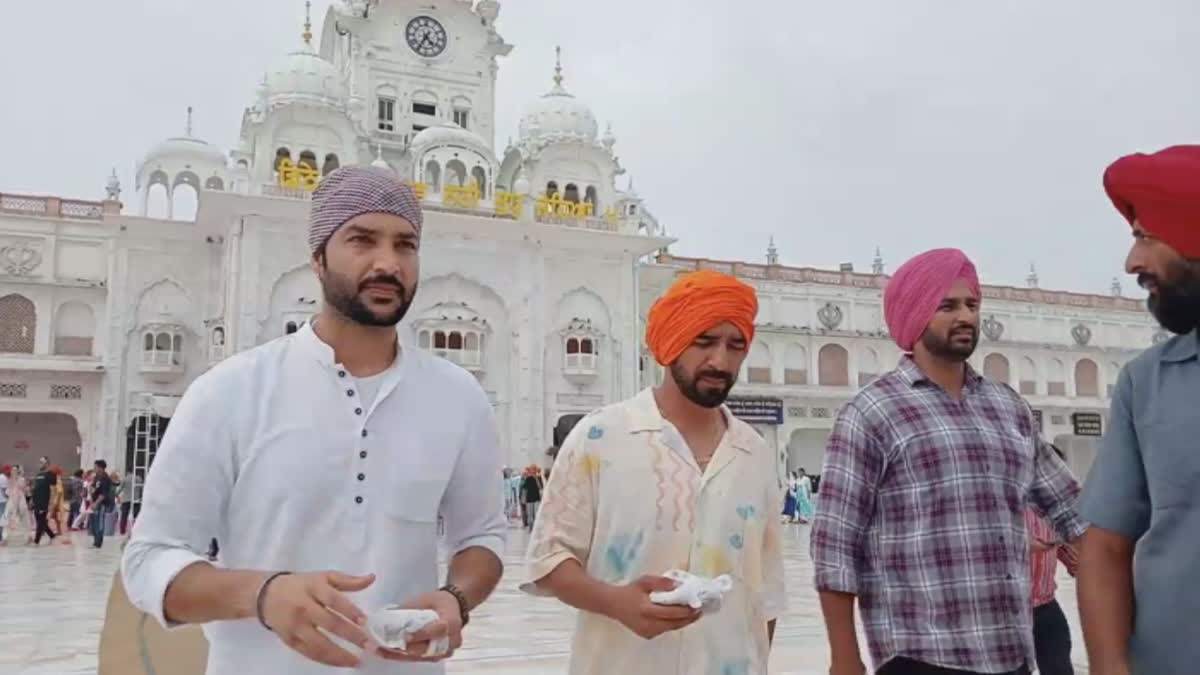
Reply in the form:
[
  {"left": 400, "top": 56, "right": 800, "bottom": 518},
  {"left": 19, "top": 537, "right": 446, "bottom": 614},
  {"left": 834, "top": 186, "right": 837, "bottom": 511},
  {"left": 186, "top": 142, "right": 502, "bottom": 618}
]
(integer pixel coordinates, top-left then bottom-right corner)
[
  {"left": 1071, "top": 412, "right": 1103, "bottom": 437},
  {"left": 726, "top": 397, "right": 784, "bottom": 425}
]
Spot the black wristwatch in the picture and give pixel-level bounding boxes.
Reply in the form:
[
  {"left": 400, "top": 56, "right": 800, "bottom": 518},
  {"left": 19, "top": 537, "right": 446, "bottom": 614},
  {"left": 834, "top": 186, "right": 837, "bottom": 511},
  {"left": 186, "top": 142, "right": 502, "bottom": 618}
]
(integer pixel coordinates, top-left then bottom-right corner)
[{"left": 439, "top": 584, "right": 470, "bottom": 627}]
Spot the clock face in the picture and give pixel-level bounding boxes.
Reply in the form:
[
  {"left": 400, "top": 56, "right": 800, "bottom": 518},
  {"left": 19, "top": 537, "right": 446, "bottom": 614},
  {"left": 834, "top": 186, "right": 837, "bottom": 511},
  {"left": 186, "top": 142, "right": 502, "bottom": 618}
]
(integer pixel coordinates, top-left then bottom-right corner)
[{"left": 406, "top": 16, "right": 447, "bottom": 58}]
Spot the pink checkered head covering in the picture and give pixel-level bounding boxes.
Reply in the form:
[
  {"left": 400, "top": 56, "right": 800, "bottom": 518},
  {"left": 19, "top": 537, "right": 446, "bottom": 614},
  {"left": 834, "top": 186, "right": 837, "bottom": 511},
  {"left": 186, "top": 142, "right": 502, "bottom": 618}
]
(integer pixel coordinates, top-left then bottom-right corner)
[{"left": 307, "top": 166, "right": 423, "bottom": 254}]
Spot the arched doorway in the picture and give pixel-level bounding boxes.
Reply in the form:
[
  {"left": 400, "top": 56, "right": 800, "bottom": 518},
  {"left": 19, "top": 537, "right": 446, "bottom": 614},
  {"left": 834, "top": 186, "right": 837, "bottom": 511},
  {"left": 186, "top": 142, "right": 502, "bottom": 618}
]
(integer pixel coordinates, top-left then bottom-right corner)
[
  {"left": 0, "top": 412, "right": 81, "bottom": 471},
  {"left": 786, "top": 428, "right": 830, "bottom": 490}
]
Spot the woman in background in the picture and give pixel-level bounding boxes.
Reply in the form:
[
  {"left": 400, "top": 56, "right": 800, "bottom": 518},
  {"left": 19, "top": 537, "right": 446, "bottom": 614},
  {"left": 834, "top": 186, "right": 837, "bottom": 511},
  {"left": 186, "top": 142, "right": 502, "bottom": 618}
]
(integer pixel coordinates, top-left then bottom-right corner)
[
  {"left": 3, "top": 466, "right": 34, "bottom": 544},
  {"left": 794, "top": 467, "right": 815, "bottom": 523},
  {"left": 49, "top": 466, "right": 71, "bottom": 544},
  {"left": 781, "top": 472, "right": 798, "bottom": 522}
]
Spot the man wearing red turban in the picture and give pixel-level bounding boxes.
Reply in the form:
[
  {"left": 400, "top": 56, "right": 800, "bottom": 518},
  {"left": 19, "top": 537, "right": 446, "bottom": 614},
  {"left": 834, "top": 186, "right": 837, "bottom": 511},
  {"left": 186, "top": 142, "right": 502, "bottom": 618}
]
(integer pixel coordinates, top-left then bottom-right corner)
[
  {"left": 1076, "top": 146, "right": 1200, "bottom": 675},
  {"left": 522, "top": 270, "right": 788, "bottom": 674},
  {"left": 813, "top": 248, "right": 1084, "bottom": 675}
]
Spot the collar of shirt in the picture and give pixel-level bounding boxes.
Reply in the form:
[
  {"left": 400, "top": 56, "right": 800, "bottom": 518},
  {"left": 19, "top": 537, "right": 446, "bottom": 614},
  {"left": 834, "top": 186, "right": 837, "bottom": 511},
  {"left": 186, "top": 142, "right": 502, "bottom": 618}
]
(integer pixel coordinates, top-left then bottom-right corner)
[
  {"left": 1160, "top": 328, "right": 1199, "bottom": 363},
  {"left": 295, "top": 320, "right": 407, "bottom": 416},
  {"left": 894, "top": 354, "right": 984, "bottom": 392},
  {"left": 624, "top": 387, "right": 757, "bottom": 454}
]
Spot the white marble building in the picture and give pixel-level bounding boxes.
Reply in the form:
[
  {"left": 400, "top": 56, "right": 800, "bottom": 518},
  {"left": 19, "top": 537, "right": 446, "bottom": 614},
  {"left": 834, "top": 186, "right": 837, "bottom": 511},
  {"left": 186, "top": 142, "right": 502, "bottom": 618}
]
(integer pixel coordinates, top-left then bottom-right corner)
[{"left": 0, "top": 0, "right": 1161, "bottom": 499}]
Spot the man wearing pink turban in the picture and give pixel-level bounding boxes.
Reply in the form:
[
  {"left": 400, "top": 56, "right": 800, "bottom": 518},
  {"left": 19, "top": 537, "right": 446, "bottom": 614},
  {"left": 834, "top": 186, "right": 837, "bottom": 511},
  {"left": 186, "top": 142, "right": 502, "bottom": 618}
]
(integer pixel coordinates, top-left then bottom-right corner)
[{"left": 812, "top": 248, "right": 1085, "bottom": 675}]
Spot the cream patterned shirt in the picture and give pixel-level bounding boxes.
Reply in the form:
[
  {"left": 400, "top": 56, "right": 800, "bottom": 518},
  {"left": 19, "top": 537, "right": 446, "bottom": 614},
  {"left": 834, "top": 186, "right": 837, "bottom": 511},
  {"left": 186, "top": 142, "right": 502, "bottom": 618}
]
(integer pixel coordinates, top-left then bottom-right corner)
[{"left": 522, "top": 388, "right": 788, "bottom": 675}]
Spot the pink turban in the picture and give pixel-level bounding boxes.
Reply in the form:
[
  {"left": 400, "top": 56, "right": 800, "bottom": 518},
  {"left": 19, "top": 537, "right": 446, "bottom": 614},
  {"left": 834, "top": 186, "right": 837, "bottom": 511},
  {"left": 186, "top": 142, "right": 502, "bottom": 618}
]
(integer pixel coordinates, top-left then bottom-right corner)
[{"left": 883, "top": 248, "right": 981, "bottom": 352}]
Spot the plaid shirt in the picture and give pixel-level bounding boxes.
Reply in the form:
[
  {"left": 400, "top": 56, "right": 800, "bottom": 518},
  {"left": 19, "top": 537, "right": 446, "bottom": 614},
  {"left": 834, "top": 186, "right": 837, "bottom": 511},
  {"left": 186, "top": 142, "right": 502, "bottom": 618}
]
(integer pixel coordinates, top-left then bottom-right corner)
[
  {"left": 811, "top": 356, "right": 1086, "bottom": 673},
  {"left": 1025, "top": 509, "right": 1079, "bottom": 607}
]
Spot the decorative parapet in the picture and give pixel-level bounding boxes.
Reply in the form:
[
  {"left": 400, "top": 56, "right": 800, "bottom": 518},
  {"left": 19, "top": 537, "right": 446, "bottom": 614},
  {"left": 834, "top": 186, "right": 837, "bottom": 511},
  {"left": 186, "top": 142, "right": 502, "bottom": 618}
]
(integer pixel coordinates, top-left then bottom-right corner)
[
  {"left": 0, "top": 193, "right": 117, "bottom": 221},
  {"left": 657, "top": 254, "right": 1147, "bottom": 313}
]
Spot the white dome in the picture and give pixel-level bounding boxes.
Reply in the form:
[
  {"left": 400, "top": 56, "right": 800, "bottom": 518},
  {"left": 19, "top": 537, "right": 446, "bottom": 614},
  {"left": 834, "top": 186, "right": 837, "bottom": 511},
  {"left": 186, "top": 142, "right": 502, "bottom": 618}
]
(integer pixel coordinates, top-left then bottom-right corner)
[
  {"left": 411, "top": 122, "right": 492, "bottom": 158},
  {"left": 265, "top": 42, "right": 345, "bottom": 108},
  {"left": 141, "top": 136, "right": 227, "bottom": 170},
  {"left": 518, "top": 83, "right": 598, "bottom": 145}
]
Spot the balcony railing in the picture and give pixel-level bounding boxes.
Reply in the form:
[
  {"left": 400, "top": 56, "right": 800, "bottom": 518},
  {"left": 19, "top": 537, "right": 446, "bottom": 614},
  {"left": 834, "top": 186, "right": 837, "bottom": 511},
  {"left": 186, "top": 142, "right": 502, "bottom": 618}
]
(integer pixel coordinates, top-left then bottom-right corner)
[{"left": 0, "top": 193, "right": 114, "bottom": 221}]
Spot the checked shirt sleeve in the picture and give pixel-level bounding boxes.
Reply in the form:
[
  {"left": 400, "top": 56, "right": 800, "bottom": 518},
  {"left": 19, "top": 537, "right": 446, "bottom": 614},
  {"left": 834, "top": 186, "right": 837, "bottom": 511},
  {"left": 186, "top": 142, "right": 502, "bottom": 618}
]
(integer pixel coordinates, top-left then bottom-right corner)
[{"left": 810, "top": 401, "right": 884, "bottom": 595}]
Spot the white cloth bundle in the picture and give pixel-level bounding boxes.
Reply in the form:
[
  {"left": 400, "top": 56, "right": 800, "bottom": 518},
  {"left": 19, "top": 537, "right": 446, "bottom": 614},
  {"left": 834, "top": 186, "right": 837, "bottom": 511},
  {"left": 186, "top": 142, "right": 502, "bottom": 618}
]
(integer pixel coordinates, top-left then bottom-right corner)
[
  {"left": 365, "top": 607, "right": 449, "bottom": 657},
  {"left": 648, "top": 569, "right": 734, "bottom": 614}
]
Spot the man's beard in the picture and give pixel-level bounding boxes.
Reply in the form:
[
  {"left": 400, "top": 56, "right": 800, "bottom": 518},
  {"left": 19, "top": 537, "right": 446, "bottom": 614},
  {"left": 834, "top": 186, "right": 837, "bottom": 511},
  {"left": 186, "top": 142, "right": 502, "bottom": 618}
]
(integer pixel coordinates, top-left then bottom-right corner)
[
  {"left": 1142, "top": 259, "right": 1200, "bottom": 335},
  {"left": 670, "top": 362, "right": 735, "bottom": 408},
  {"left": 320, "top": 265, "right": 415, "bottom": 327},
  {"left": 920, "top": 325, "right": 978, "bottom": 362}
]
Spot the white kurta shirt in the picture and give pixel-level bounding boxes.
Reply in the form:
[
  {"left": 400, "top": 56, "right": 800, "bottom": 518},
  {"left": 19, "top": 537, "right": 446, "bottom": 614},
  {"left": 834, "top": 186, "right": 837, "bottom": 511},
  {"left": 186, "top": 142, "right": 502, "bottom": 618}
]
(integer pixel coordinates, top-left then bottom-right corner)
[{"left": 122, "top": 322, "right": 507, "bottom": 675}]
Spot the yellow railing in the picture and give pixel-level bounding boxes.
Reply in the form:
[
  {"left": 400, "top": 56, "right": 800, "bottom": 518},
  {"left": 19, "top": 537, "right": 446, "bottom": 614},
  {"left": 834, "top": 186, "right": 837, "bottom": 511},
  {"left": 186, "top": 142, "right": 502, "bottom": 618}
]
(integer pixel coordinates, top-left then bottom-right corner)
[
  {"left": 494, "top": 191, "right": 522, "bottom": 218},
  {"left": 443, "top": 184, "right": 480, "bottom": 209},
  {"left": 405, "top": 181, "right": 427, "bottom": 200},
  {"left": 535, "top": 194, "right": 594, "bottom": 219}
]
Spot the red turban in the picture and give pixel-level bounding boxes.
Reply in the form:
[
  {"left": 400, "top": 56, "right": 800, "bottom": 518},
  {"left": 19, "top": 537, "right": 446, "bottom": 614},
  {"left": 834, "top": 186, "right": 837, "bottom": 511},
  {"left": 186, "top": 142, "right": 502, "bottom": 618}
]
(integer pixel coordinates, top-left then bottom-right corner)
[
  {"left": 646, "top": 270, "right": 758, "bottom": 366},
  {"left": 1104, "top": 145, "right": 1200, "bottom": 259},
  {"left": 883, "top": 248, "right": 980, "bottom": 352}
]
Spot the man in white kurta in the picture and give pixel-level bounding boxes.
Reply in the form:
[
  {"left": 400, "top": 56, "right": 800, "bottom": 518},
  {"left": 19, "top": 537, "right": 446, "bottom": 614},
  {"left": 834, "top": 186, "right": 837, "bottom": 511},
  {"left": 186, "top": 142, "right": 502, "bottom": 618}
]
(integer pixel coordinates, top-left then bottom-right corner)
[
  {"left": 522, "top": 270, "right": 787, "bottom": 674},
  {"left": 122, "top": 167, "right": 507, "bottom": 675}
]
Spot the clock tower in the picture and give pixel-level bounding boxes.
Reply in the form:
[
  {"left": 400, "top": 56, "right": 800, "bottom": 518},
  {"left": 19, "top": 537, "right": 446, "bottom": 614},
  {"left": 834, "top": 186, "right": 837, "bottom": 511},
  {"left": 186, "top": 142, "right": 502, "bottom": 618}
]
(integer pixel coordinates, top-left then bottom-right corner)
[{"left": 320, "top": 0, "right": 512, "bottom": 173}]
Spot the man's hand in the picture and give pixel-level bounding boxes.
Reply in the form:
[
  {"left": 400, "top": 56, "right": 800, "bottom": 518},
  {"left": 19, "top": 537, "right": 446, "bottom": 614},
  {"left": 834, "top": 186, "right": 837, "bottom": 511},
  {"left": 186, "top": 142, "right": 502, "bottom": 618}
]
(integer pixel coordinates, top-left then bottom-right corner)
[
  {"left": 606, "top": 575, "right": 702, "bottom": 640},
  {"left": 376, "top": 590, "right": 463, "bottom": 662},
  {"left": 259, "top": 571, "right": 375, "bottom": 668},
  {"left": 829, "top": 658, "right": 867, "bottom": 675},
  {"left": 1031, "top": 537, "right": 1057, "bottom": 554}
]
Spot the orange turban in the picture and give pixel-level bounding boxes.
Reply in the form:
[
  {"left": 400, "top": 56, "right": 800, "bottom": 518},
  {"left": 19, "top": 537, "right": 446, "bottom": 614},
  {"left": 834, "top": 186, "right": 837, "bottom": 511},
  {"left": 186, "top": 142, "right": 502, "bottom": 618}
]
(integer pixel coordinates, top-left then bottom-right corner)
[{"left": 646, "top": 270, "right": 758, "bottom": 366}]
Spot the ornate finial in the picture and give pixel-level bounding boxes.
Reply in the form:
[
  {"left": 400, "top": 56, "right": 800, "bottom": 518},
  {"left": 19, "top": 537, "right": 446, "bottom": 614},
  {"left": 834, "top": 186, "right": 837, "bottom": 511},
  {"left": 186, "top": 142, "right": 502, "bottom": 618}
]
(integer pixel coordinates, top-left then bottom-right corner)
[
  {"left": 1026, "top": 263, "right": 1039, "bottom": 288},
  {"left": 302, "top": 1, "right": 314, "bottom": 45},
  {"left": 1111, "top": 276, "right": 1122, "bottom": 297},
  {"left": 872, "top": 246, "right": 884, "bottom": 275},
  {"left": 185, "top": 106, "right": 194, "bottom": 136},
  {"left": 105, "top": 168, "right": 121, "bottom": 201},
  {"left": 766, "top": 236, "right": 779, "bottom": 265},
  {"left": 553, "top": 46, "right": 563, "bottom": 87}
]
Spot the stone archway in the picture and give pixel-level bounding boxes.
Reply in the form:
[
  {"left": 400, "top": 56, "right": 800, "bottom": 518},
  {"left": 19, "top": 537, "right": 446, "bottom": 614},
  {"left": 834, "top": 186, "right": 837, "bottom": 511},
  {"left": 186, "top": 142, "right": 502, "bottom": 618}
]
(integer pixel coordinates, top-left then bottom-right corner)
[
  {"left": 786, "top": 428, "right": 830, "bottom": 477},
  {"left": 0, "top": 411, "right": 81, "bottom": 471}
]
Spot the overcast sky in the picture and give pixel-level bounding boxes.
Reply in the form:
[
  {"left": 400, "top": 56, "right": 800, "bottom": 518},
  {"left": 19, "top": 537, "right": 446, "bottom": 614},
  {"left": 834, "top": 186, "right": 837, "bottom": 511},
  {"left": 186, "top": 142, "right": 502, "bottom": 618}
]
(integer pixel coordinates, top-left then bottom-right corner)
[{"left": 2, "top": 0, "right": 1197, "bottom": 294}]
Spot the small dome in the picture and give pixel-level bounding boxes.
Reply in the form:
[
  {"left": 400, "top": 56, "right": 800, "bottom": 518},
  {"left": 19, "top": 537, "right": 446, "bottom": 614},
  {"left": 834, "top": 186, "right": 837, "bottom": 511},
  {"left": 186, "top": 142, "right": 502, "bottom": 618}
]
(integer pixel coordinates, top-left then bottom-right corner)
[
  {"left": 518, "top": 49, "right": 598, "bottom": 145},
  {"left": 142, "top": 136, "right": 227, "bottom": 170},
  {"left": 411, "top": 122, "right": 492, "bottom": 159},
  {"left": 265, "top": 42, "right": 345, "bottom": 108}
]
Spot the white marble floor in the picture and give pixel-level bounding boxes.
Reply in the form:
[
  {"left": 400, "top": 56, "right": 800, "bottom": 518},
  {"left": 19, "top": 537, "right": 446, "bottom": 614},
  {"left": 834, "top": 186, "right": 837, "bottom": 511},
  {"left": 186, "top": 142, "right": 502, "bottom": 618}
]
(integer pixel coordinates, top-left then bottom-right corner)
[{"left": 0, "top": 525, "right": 1090, "bottom": 674}]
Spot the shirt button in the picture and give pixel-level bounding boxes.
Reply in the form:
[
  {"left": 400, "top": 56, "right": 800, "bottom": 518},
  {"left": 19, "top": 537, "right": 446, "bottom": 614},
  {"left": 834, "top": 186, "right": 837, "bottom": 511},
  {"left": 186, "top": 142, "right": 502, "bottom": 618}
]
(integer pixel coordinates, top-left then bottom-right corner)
[
  {"left": 360, "top": 450, "right": 367, "bottom": 459},
  {"left": 338, "top": 371, "right": 346, "bottom": 378},
  {"left": 1006, "top": 574, "right": 1013, "bottom": 580},
  {"left": 357, "top": 473, "right": 365, "bottom": 481},
  {"left": 355, "top": 496, "right": 363, "bottom": 504},
  {"left": 355, "top": 407, "right": 362, "bottom": 415},
  {"left": 361, "top": 429, "right": 367, "bottom": 438},
  {"left": 346, "top": 390, "right": 354, "bottom": 397}
]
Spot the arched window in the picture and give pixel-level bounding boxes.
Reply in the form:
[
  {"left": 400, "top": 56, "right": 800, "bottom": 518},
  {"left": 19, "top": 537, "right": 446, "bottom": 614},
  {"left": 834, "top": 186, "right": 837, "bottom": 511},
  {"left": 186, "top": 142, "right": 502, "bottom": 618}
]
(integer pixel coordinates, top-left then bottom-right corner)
[
  {"left": 298, "top": 151, "right": 318, "bottom": 170},
  {"left": 141, "top": 328, "right": 184, "bottom": 368},
  {"left": 784, "top": 343, "right": 808, "bottom": 385},
  {"left": 285, "top": 321, "right": 299, "bottom": 335},
  {"left": 471, "top": 166, "right": 488, "bottom": 197},
  {"left": 546, "top": 181, "right": 559, "bottom": 198},
  {"left": 424, "top": 160, "right": 442, "bottom": 192},
  {"left": 54, "top": 301, "right": 94, "bottom": 356},
  {"left": 746, "top": 342, "right": 772, "bottom": 384},
  {"left": 323, "top": 153, "right": 340, "bottom": 176},
  {"left": 1019, "top": 356, "right": 1038, "bottom": 395},
  {"left": 204, "top": 176, "right": 225, "bottom": 191},
  {"left": 1047, "top": 358, "right": 1067, "bottom": 396},
  {"left": 274, "top": 148, "right": 292, "bottom": 173},
  {"left": 564, "top": 335, "right": 597, "bottom": 371},
  {"left": 983, "top": 353, "right": 1011, "bottom": 385},
  {"left": 584, "top": 186, "right": 598, "bottom": 208},
  {"left": 426, "top": 329, "right": 484, "bottom": 370},
  {"left": 444, "top": 160, "right": 467, "bottom": 188},
  {"left": 1075, "top": 359, "right": 1100, "bottom": 398},
  {"left": 817, "top": 344, "right": 849, "bottom": 386},
  {"left": 0, "top": 294, "right": 36, "bottom": 353},
  {"left": 210, "top": 326, "right": 226, "bottom": 363},
  {"left": 563, "top": 183, "right": 580, "bottom": 203},
  {"left": 858, "top": 347, "right": 881, "bottom": 386}
]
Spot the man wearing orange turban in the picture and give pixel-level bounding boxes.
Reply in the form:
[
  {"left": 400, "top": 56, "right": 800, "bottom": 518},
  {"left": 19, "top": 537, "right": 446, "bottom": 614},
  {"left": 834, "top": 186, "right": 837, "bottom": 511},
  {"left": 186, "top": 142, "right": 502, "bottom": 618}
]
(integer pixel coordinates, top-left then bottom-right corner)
[
  {"left": 813, "top": 248, "right": 1084, "bottom": 675},
  {"left": 1076, "top": 146, "right": 1200, "bottom": 675},
  {"left": 522, "top": 269, "right": 788, "bottom": 674}
]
